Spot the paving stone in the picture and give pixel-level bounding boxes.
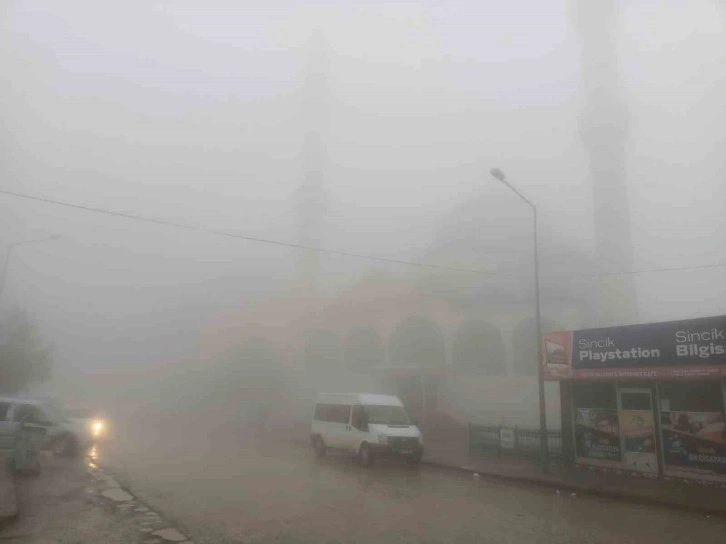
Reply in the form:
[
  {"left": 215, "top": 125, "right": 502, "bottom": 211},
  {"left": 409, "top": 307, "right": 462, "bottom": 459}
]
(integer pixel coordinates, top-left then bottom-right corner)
[
  {"left": 101, "top": 488, "right": 134, "bottom": 502},
  {"left": 151, "top": 527, "right": 187, "bottom": 542}
]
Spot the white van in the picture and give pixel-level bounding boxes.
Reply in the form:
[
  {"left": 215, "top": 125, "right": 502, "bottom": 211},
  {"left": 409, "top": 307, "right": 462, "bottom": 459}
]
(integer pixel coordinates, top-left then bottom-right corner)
[{"left": 310, "top": 393, "right": 423, "bottom": 467}]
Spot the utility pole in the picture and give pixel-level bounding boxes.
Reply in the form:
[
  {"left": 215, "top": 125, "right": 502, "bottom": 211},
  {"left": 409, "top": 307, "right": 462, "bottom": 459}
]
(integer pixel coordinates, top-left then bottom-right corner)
[{"left": 490, "top": 168, "right": 549, "bottom": 472}]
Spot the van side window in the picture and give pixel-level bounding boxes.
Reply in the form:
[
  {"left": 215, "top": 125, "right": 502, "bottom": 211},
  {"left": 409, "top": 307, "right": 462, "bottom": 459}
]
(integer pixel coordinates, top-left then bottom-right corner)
[
  {"left": 0, "top": 402, "right": 11, "bottom": 421},
  {"left": 14, "top": 404, "right": 49, "bottom": 424},
  {"left": 333, "top": 405, "right": 351, "bottom": 424},
  {"left": 314, "top": 403, "right": 351, "bottom": 424},
  {"left": 315, "top": 404, "right": 332, "bottom": 421},
  {"left": 351, "top": 405, "right": 367, "bottom": 430}
]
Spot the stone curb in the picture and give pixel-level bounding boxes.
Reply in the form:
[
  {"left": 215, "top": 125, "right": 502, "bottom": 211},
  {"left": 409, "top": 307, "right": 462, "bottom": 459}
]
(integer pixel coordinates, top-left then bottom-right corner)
[
  {"left": 0, "top": 465, "right": 18, "bottom": 529},
  {"left": 86, "top": 456, "right": 194, "bottom": 543}
]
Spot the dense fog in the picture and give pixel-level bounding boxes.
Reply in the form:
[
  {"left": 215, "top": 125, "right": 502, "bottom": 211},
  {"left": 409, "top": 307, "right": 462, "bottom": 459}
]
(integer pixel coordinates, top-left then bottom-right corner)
[{"left": 1, "top": 1, "right": 725, "bottom": 429}]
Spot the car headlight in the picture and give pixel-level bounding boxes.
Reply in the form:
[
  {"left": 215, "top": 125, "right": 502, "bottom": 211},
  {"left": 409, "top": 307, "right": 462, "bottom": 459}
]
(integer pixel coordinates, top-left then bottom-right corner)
[
  {"left": 377, "top": 434, "right": 388, "bottom": 445},
  {"left": 91, "top": 420, "right": 105, "bottom": 436}
]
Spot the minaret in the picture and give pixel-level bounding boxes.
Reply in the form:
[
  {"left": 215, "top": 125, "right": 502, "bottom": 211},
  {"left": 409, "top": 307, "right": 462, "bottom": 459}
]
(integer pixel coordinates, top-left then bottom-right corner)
[
  {"left": 571, "top": 0, "right": 638, "bottom": 326},
  {"left": 293, "top": 29, "right": 330, "bottom": 296}
]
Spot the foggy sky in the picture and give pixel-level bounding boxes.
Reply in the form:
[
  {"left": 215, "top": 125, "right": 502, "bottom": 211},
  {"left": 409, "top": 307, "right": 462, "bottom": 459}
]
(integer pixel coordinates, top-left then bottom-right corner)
[{"left": 2, "top": 1, "right": 726, "bottom": 383}]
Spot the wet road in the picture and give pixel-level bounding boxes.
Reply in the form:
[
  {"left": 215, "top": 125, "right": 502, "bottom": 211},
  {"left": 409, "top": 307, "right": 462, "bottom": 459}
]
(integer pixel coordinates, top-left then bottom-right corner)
[{"left": 95, "top": 422, "right": 726, "bottom": 544}]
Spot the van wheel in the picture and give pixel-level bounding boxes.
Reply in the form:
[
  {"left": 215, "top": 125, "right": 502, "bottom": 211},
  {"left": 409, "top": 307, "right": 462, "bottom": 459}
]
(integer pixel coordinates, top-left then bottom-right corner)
[
  {"left": 406, "top": 454, "right": 422, "bottom": 468},
  {"left": 358, "top": 443, "right": 374, "bottom": 467},
  {"left": 313, "top": 436, "right": 326, "bottom": 457}
]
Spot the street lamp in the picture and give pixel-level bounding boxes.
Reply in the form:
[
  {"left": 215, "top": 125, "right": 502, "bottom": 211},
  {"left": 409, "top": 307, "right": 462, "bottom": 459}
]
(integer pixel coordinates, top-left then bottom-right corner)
[
  {"left": 0, "top": 235, "right": 62, "bottom": 304},
  {"left": 489, "top": 168, "right": 549, "bottom": 472}
]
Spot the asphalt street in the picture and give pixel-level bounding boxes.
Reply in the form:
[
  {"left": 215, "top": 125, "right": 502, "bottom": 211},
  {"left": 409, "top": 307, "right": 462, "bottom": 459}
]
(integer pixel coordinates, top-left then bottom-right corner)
[{"left": 92, "top": 419, "right": 726, "bottom": 544}]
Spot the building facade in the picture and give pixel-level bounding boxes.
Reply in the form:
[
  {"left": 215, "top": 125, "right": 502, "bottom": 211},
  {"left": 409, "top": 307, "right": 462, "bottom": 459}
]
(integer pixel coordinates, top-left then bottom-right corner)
[{"left": 544, "top": 314, "right": 726, "bottom": 485}]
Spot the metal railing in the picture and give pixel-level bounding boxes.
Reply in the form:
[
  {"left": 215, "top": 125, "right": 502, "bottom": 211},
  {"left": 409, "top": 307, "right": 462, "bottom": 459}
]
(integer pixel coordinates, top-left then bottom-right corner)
[{"left": 469, "top": 423, "right": 562, "bottom": 459}]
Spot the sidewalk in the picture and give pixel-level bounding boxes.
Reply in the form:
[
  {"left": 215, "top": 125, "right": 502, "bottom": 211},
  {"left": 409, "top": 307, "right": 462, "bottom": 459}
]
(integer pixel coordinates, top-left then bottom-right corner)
[
  {"left": 0, "top": 425, "right": 18, "bottom": 525},
  {"left": 0, "top": 463, "right": 17, "bottom": 525},
  {"left": 0, "top": 452, "right": 194, "bottom": 543},
  {"left": 422, "top": 439, "right": 726, "bottom": 516}
]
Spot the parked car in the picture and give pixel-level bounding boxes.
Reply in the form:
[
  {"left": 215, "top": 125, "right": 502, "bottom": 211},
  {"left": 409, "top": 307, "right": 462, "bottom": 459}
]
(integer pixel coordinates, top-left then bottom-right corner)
[
  {"left": 311, "top": 393, "right": 424, "bottom": 467},
  {"left": 0, "top": 418, "right": 46, "bottom": 475},
  {"left": 0, "top": 397, "right": 93, "bottom": 456}
]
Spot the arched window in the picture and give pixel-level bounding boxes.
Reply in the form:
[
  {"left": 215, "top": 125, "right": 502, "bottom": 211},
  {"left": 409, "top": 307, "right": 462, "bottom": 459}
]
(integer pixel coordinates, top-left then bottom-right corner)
[
  {"left": 452, "top": 320, "right": 506, "bottom": 375},
  {"left": 214, "top": 338, "right": 281, "bottom": 392},
  {"left": 389, "top": 317, "right": 446, "bottom": 368},
  {"left": 345, "top": 327, "right": 384, "bottom": 372},
  {"left": 302, "top": 330, "right": 343, "bottom": 372}
]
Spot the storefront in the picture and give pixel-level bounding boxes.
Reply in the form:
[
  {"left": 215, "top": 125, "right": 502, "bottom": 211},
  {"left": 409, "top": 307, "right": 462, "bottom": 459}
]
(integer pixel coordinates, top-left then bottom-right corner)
[{"left": 543, "top": 315, "right": 726, "bottom": 484}]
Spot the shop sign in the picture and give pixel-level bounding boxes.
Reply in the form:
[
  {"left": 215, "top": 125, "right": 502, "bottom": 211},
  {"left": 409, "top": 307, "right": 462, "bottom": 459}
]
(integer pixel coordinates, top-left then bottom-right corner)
[{"left": 542, "top": 314, "right": 726, "bottom": 380}]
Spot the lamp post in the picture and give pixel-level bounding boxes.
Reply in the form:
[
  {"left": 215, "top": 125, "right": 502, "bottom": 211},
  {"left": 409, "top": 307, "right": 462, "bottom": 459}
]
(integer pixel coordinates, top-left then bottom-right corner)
[
  {"left": 0, "top": 235, "right": 61, "bottom": 305},
  {"left": 489, "top": 168, "right": 548, "bottom": 472}
]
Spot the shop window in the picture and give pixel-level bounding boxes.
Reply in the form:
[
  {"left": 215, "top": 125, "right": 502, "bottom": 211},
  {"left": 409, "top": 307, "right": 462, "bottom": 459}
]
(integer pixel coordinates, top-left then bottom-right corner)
[
  {"left": 621, "top": 392, "right": 652, "bottom": 411},
  {"left": 572, "top": 383, "right": 617, "bottom": 409},
  {"left": 658, "top": 381, "right": 726, "bottom": 481},
  {"left": 658, "top": 382, "right": 723, "bottom": 413},
  {"left": 571, "top": 383, "right": 621, "bottom": 463}
]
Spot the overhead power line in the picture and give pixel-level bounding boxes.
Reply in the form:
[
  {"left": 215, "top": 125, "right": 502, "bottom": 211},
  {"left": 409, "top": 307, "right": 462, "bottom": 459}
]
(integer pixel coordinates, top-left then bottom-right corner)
[
  {"left": 0, "top": 188, "right": 490, "bottom": 275},
  {"left": 3, "top": 187, "right": 726, "bottom": 281}
]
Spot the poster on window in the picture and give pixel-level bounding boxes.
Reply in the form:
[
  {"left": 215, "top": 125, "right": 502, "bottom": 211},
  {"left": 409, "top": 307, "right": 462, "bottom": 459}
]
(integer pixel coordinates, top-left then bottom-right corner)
[
  {"left": 574, "top": 408, "right": 621, "bottom": 462},
  {"left": 620, "top": 410, "right": 658, "bottom": 473},
  {"left": 661, "top": 411, "right": 726, "bottom": 480}
]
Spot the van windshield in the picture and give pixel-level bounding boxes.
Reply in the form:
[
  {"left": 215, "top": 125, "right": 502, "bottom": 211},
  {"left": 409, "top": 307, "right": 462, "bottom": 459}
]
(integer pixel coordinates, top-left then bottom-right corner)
[
  {"left": 66, "top": 408, "right": 94, "bottom": 419},
  {"left": 364, "top": 405, "right": 411, "bottom": 425}
]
